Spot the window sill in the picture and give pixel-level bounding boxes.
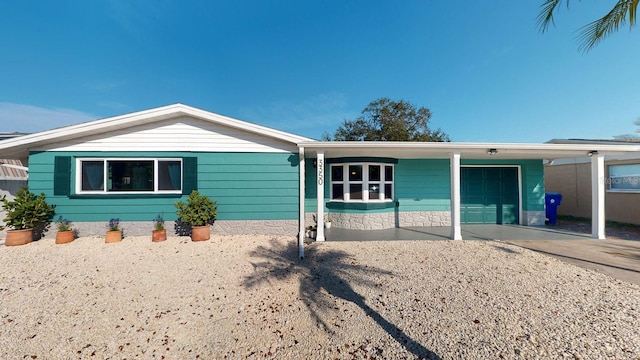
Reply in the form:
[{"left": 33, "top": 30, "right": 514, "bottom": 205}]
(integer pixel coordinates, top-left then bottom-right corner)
[
  {"left": 327, "top": 201, "right": 397, "bottom": 211},
  {"left": 69, "top": 193, "right": 183, "bottom": 199},
  {"left": 606, "top": 190, "right": 640, "bottom": 194}
]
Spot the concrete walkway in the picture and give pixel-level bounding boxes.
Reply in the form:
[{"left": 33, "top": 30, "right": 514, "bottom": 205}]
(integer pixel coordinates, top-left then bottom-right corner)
[{"left": 323, "top": 225, "right": 640, "bottom": 285}]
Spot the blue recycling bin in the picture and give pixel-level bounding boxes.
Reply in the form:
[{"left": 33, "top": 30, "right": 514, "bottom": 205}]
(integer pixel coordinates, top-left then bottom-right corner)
[{"left": 545, "top": 192, "right": 563, "bottom": 225}]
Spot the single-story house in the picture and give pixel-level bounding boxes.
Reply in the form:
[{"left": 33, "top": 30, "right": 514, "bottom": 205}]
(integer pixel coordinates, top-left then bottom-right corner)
[
  {"left": 545, "top": 139, "right": 640, "bottom": 226},
  {"left": 1, "top": 104, "right": 639, "bottom": 257}
]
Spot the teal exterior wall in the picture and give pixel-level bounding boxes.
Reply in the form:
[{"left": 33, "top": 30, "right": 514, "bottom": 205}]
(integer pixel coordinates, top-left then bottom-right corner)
[
  {"left": 395, "top": 159, "right": 450, "bottom": 212},
  {"left": 306, "top": 157, "right": 545, "bottom": 214},
  {"left": 28, "top": 151, "right": 300, "bottom": 223}
]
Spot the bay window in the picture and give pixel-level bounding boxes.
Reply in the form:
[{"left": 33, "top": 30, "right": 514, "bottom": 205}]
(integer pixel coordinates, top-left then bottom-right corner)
[{"left": 330, "top": 163, "right": 393, "bottom": 202}]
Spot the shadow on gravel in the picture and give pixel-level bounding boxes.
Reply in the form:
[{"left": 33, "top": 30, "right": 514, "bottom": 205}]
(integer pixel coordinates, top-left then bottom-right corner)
[{"left": 243, "top": 239, "right": 441, "bottom": 360}]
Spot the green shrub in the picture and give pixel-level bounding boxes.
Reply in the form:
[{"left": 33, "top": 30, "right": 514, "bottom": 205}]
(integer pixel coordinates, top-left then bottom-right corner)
[
  {"left": 1, "top": 187, "right": 55, "bottom": 231},
  {"left": 175, "top": 190, "right": 217, "bottom": 227}
]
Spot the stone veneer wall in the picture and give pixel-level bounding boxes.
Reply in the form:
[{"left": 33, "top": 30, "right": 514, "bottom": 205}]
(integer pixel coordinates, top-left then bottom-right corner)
[
  {"left": 522, "top": 211, "right": 545, "bottom": 226},
  {"left": 40, "top": 220, "right": 298, "bottom": 239},
  {"left": 313, "top": 211, "right": 452, "bottom": 231}
]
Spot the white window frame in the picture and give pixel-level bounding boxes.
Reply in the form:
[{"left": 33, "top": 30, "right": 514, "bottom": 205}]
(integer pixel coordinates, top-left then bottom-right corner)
[
  {"left": 329, "top": 163, "right": 394, "bottom": 202},
  {"left": 607, "top": 164, "right": 640, "bottom": 193},
  {"left": 75, "top": 158, "right": 183, "bottom": 194}
]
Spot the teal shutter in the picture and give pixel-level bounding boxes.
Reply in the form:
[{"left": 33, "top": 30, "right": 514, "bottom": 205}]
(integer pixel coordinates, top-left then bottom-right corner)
[
  {"left": 182, "top": 157, "right": 197, "bottom": 194},
  {"left": 54, "top": 156, "right": 71, "bottom": 196}
]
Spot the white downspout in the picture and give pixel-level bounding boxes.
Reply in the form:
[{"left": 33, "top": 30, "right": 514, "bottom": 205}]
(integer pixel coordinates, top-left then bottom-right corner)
[
  {"left": 316, "top": 151, "right": 325, "bottom": 241},
  {"left": 591, "top": 154, "right": 605, "bottom": 239},
  {"left": 450, "top": 152, "right": 462, "bottom": 240},
  {"left": 298, "top": 147, "right": 305, "bottom": 259}
]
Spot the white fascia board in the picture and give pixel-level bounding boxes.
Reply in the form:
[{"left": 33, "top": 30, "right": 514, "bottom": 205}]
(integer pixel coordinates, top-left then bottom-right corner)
[
  {"left": 0, "top": 104, "right": 314, "bottom": 157},
  {"left": 297, "top": 141, "right": 640, "bottom": 159}
]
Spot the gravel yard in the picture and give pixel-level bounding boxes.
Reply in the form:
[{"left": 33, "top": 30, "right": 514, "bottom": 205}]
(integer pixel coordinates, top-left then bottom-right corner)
[{"left": 1, "top": 235, "right": 638, "bottom": 359}]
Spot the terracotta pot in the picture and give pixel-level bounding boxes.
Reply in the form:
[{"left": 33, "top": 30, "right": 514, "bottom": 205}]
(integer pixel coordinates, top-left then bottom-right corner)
[
  {"left": 105, "top": 230, "right": 122, "bottom": 243},
  {"left": 190, "top": 225, "right": 210, "bottom": 241},
  {"left": 55, "top": 230, "right": 74, "bottom": 244},
  {"left": 5, "top": 228, "right": 33, "bottom": 246},
  {"left": 152, "top": 229, "right": 167, "bottom": 242}
]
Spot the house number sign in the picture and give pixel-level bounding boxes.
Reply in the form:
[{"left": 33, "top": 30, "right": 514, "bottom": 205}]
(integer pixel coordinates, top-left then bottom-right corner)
[{"left": 317, "top": 158, "right": 324, "bottom": 185}]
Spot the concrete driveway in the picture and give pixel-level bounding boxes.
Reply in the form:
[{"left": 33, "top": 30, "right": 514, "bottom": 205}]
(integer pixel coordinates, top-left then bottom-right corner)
[
  {"left": 504, "top": 238, "right": 640, "bottom": 286},
  {"left": 325, "top": 224, "right": 640, "bottom": 285}
]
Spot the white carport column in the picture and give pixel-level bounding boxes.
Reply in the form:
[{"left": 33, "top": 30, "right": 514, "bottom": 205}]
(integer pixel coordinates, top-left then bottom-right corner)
[
  {"left": 591, "top": 154, "right": 606, "bottom": 239},
  {"left": 298, "top": 147, "right": 305, "bottom": 259},
  {"left": 450, "top": 152, "right": 462, "bottom": 240},
  {"left": 316, "top": 151, "right": 325, "bottom": 241}
]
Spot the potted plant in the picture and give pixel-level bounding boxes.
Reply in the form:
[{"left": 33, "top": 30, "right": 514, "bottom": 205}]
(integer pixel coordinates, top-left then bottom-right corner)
[
  {"left": 324, "top": 214, "right": 332, "bottom": 229},
  {"left": 1, "top": 187, "right": 55, "bottom": 246},
  {"left": 105, "top": 218, "right": 122, "bottom": 243},
  {"left": 55, "top": 216, "right": 74, "bottom": 244},
  {"left": 175, "top": 190, "right": 217, "bottom": 241},
  {"left": 152, "top": 214, "right": 167, "bottom": 242},
  {"left": 305, "top": 225, "right": 317, "bottom": 239}
]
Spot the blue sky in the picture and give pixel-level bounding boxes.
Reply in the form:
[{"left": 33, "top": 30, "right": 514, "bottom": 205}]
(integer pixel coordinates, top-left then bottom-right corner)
[{"left": 1, "top": 1, "right": 639, "bottom": 142}]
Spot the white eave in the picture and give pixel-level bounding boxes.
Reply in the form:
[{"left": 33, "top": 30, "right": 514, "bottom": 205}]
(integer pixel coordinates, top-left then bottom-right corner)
[
  {"left": 297, "top": 141, "right": 640, "bottom": 160},
  {"left": 0, "top": 103, "right": 314, "bottom": 159}
]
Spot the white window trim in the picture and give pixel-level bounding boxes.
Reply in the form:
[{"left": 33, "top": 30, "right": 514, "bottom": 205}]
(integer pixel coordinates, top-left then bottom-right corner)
[
  {"left": 75, "top": 157, "right": 183, "bottom": 194},
  {"left": 330, "top": 163, "right": 394, "bottom": 203}
]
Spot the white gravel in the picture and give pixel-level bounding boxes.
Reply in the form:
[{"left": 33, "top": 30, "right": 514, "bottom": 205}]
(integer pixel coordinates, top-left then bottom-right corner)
[{"left": 0, "top": 235, "right": 638, "bottom": 359}]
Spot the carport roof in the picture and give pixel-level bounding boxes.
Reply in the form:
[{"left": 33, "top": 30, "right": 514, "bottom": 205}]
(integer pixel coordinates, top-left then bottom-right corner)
[{"left": 298, "top": 141, "right": 640, "bottom": 160}]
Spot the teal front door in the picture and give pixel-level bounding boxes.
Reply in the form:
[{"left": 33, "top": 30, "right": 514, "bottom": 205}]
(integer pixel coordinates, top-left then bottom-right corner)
[{"left": 461, "top": 167, "right": 519, "bottom": 224}]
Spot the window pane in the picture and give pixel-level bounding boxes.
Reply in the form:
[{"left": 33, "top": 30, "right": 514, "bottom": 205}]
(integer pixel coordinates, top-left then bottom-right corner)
[
  {"left": 349, "top": 165, "right": 362, "bottom": 181},
  {"left": 332, "top": 184, "right": 344, "bottom": 200},
  {"left": 385, "top": 184, "right": 393, "bottom": 199},
  {"left": 331, "top": 165, "right": 343, "bottom": 181},
  {"left": 350, "top": 184, "right": 363, "bottom": 200},
  {"left": 610, "top": 176, "right": 640, "bottom": 190},
  {"left": 81, "top": 161, "right": 104, "bottom": 191},
  {"left": 385, "top": 166, "right": 393, "bottom": 181},
  {"left": 158, "top": 160, "right": 182, "bottom": 191},
  {"left": 369, "top": 165, "right": 380, "bottom": 181},
  {"left": 610, "top": 164, "right": 640, "bottom": 177},
  {"left": 108, "top": 160, "right": 153, "bottom": 191},
  {"left": 369, "top": 183, "right": 380, "bottom": 200}
]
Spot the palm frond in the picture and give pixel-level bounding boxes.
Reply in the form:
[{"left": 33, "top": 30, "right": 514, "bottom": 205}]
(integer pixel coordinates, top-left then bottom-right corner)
[
  {"left": 537, "top": 0, "right": 568, "bottom": 33},
  {"left": 577, "top": 0, "right": 637, "bottom": 52}
]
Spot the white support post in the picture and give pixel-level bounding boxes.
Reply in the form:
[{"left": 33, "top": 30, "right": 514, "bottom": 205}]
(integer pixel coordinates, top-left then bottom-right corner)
[
  {"left": 450, "top": 152, "right": 462, "bottom": 240},
  {"left": 591, "top": 154, "right": 606, "bottom": 239},
  {"left": 298, "top": 147, "right": 305, "bottom": 259},
  {"left": 316, "top": 151, "right": 325, "bottom": 241}
]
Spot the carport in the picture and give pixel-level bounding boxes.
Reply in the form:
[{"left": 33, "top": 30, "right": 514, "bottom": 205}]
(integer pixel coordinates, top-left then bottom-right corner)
[{"left": 297, "top": 142, "right": 640, "bottom": 258}]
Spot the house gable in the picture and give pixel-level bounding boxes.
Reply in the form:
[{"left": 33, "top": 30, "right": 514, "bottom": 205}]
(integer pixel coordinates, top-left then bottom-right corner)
[
  {"left": 36, "top": 116, "right": 300, "bottom": 153},
  {"left": 0, "top": 104, "right": 313, "bottom": 159}
]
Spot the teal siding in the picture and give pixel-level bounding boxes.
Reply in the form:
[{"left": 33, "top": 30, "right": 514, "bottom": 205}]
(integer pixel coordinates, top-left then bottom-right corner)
[
  {"left": 308, "top": 157, "right": 546, "bottom": 215},
  {"left": 28, "top": 151, "right": 300, "bottom": 222},
  {"left": 395, "top": 159, "right": 451, "bottom": 212},
  {"left": 304, "top": 158, "right": 319, "bottom": 212}
]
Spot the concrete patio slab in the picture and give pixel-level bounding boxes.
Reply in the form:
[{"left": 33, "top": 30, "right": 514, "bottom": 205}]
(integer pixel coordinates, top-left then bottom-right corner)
[
  {"left": 324, "top": 224, "right": 593, "bottom": 242},
  {"left": 322, "top": 224, "right": 640, "bottom": 285}
]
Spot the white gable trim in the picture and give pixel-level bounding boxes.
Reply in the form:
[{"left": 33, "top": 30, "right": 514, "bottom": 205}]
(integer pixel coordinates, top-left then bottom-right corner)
[{"left": 0, "top": 104, "right": 314, "bottom": 158}]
